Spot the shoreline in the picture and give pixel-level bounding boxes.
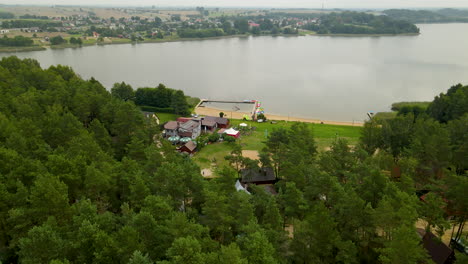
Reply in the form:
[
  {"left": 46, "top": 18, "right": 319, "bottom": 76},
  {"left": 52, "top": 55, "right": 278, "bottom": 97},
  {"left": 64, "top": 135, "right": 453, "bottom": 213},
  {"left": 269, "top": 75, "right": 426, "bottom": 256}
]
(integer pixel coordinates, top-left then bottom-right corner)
[
  {"left": 0, "top": 32, "right": 420, "bottom": 54},
  {"left": 195, "top": 106, "right": 364, "bottom": 127}
]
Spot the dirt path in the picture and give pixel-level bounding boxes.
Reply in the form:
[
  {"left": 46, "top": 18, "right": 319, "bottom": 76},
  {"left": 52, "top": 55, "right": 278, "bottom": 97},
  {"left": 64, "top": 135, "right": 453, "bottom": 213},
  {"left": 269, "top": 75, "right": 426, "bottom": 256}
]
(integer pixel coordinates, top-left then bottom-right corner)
[
  {"left": 195, "top": 106, "right": 364, "bottom": 127},
  {"left": 242, "top": 150, "right": 260, "bottom": 160}
]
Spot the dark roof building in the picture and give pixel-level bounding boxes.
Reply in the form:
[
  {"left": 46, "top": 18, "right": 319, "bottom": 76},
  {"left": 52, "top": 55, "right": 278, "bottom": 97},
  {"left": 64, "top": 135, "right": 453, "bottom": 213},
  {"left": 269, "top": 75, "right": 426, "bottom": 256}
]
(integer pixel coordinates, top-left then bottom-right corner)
[
  {"left": 417, "top": 229, "right": 455, "bottom": 264},
  {"left": 164, "top": 121, "right": 178, "bottom": 130},
  {"left": 203, "top": 116, "right": 229, "bottom": 128},
  {"left": 241, "top": 167, "right": 277, "bottom": 185},
  {"left": 179, "top": 141, "right": 197, "bottom": 154}
]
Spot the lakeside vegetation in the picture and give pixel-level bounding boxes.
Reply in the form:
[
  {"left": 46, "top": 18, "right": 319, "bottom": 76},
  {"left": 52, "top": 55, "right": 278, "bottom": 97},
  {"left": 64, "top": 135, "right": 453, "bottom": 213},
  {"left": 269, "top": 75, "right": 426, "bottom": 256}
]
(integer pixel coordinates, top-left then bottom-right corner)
[
  {"left": 303, "top": 11, "right": 419, "bottom": 35},
  {"left": 383, "top": 8, "right": 468, "bottom": 23},
  {"left": 0, "top": 57, "right": 467, "bottom": 263},
  {"left": 193, "top": 120, "right": 362, "bottom": 172},
  {"left": 0, "top": 6, "right": 425, "bottom": 53}
]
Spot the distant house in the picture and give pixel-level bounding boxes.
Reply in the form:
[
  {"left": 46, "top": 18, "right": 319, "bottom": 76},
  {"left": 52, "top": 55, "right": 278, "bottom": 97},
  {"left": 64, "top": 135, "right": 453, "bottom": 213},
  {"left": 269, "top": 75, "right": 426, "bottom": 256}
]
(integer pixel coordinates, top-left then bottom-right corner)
[
  {"left": 179, "top": 141, "right": 197, "bottom": 154},
  {"left": 241, "top": 167, "right": 277, "bottom": 185},
  {"left": 0, "top": 29, "right": 9, "bottom": 34},
  {"left": 142, "top": 111, "right": 160, "bottom": 124},
  {"left": 178, "top": 120, "right": 201, "bottom": 139},
  {"left": 249, "top": 22, "right": 260, "bottom": 27},
  {"left": 164, "top": 121, "right": 179, "bottom": 137},
  {"left": 201, "top": 119, "right": 217, "bottom": 132},
  {"left": 417, "top": 229, "right": 455, "bottom": 264},
  {"left": 203, "top": 116, "right": 229, "bottom": 128}
]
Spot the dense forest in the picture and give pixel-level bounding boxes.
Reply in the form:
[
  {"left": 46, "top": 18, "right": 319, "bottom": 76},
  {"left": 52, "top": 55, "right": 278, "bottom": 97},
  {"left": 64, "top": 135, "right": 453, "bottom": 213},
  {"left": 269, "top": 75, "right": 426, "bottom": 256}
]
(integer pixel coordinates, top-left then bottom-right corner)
[
  {"left": 111, "top": 82, "right": 191, "bottom": 116},
  {"left": 0, "top": 11, "right": 14, "bottom": 19},
  {"left": 304, "top": 11, "right": 420, "bottom": 34},
  {"left": 0, "top": 36, "right": 34, "bottom": 47},
  {"left": 0, "top": 57, "right": 467, "bottom": 263},
  {"left": 0, "top": 20, "right": 62, "bottom": 30},
  {"left": 383, "top": 9, "right": 468, "bottom": 23}
]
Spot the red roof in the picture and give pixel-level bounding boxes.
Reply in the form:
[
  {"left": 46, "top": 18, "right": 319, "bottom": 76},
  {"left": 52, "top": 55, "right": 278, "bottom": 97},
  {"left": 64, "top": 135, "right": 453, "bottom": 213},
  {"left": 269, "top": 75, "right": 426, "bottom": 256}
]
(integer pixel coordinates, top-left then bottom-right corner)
[{"left": 177, "top": 117, "right": 193, "bottom": 123}]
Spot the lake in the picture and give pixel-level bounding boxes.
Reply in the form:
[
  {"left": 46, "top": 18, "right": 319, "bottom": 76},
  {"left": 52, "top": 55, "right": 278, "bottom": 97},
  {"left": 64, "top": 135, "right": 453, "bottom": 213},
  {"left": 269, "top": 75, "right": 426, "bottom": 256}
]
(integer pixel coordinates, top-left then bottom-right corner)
[{"left": 3, "top": 23, "right": 468, "bottom": 122}]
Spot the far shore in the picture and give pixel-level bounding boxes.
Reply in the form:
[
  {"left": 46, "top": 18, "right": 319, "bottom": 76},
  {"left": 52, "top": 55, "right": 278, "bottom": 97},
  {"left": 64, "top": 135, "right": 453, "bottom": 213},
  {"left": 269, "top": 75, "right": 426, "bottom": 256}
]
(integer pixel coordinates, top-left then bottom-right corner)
[
  {"left": 0, "top": 31, "right": 421, "bottom": 54},
  {"left": 195, "top": 106, "right": 364, "bottom": 127}
]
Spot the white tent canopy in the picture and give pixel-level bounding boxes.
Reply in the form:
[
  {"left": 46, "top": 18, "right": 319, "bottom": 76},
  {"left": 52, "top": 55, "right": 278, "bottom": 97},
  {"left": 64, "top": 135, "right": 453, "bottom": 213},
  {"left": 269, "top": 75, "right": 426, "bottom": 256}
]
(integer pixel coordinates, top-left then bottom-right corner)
[
  {"left": 235, "top": 180, "right": 251, "bottom": 194},
  {"left": 224, "top": 128, "right": 239, "bottom": 136},
  {"left": 239, "top": 123, "right": 248, "bottom": 127}
]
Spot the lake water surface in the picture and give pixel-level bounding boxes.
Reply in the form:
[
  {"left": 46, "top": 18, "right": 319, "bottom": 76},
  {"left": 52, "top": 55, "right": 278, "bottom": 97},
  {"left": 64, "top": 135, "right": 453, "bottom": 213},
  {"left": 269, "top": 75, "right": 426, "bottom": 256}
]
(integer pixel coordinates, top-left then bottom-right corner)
[{"left": 4, "top": 23, "right": 468, "bottom": 122}]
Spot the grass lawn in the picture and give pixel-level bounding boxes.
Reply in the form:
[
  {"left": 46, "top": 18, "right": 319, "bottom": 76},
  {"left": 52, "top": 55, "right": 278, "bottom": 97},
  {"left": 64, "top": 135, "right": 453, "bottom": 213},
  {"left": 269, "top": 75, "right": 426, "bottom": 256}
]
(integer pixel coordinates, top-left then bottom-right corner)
[
  {"left": 154, "top": 112, "right": 178, "bottom": 124},
  {"left": 193, "top": 119, "right": 362, "bottom": 173}
]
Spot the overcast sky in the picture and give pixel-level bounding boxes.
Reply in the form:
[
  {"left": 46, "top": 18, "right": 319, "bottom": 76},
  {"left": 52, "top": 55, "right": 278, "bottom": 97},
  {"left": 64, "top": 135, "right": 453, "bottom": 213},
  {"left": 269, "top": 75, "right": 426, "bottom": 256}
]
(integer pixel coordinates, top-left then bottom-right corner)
[{"left": 5, "top": 0, "right": 468, "bottom": 9}]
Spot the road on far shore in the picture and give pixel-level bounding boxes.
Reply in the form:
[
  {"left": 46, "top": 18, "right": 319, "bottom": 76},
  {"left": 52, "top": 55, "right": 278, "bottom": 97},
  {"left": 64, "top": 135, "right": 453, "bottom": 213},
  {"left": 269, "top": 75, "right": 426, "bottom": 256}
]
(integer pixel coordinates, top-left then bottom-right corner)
[{"left": 195, "top": 106, "right": 364, "bottom": 127}]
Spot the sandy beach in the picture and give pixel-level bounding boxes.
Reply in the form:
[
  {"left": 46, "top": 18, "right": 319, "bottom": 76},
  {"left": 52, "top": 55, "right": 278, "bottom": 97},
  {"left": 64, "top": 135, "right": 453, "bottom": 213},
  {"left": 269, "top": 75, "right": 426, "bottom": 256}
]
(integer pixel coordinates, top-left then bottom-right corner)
[{"left": 195, "top": 106, "right": 364, "bottom": 127}]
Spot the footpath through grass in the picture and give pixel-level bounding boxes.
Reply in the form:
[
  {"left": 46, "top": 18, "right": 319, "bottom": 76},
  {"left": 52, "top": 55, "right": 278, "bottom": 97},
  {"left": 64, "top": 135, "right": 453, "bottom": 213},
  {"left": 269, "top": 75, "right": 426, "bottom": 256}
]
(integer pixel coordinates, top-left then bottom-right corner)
[{"left": 193, "top": 119, "right": 362, "bottom": 173}]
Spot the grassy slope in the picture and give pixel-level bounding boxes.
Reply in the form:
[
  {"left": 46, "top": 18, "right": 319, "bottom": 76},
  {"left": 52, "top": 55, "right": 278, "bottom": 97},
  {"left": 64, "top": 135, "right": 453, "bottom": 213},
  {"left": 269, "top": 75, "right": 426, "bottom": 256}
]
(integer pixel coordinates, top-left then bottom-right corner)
[{"left": 193, "top": 119, "right": 362, "bottom": 171}]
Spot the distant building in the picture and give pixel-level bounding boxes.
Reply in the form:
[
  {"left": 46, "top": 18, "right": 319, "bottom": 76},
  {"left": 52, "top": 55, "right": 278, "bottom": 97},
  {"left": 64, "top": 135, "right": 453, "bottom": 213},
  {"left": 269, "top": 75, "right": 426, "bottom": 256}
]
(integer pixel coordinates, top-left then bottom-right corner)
[
  {"left": 178, "top": 120, "right": 201, "bottom": 139},
  {"left": 241, "top": 167, "right": 277, "bottom": 185},
  {"left": 178, "top": 141, "right": 197, "bottom": 154},
  {"left": 203, "top": 116, "right": 229, "bottom": 128},
  {"left": 0, "top": 29, "right": 10, "bottom": 34},
  {"left": 417, "top": 229, "right": 455, "bottom": 264},
  {"left": 248, "top": 22, "right": 260, "bottom": 28},
  {"left": 164, "top": 121, "right": 179, "bottom": 137},
  {"left": 201, "top": 119, "right": 217, "bottom": 132}
]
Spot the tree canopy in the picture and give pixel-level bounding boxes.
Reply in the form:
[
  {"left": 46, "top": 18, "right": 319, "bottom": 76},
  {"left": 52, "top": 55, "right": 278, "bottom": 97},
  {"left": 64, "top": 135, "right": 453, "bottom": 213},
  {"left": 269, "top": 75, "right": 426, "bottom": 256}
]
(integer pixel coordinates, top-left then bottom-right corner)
[{"left": 0, "top": 56, "right": 465, "bottom": 264}]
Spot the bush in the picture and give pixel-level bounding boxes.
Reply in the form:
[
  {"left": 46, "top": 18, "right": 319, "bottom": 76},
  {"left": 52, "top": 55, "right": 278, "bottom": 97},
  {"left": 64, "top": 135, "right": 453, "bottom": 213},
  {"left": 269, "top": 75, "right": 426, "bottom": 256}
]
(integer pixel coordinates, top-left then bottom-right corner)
[
  {"left": 208, "top": 133, "right": 220, "bottom": 143},
  {"left": 223, "top": 135, "right": 236, "bottom": 143},
  {"left": 139, "top": 106, "right": 175, "bottom": 113},
  {"left": 50, "top": 35, "right": 67, "bottom": 45},
  {"left": 257, "top": 113, "right": 267, "bottom": 120}
]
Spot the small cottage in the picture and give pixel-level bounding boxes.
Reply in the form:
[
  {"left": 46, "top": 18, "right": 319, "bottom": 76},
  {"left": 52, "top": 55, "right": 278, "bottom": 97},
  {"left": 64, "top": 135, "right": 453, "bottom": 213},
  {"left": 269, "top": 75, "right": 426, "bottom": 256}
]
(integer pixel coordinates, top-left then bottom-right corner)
[
  {"left": 241, "top": 167, "right": 277, "bottom": 185},
  {"left": 179, "top": 141, "right": 197, "bottom": 154},
  {"left": 164, "top": 121, "right": 179, "bottom": 137},
  {"left": 203, "top": 116, "right": 230, "bottom": 128},
  {"left": 178, "top": 120, "right": 201, "bottom": 139}
]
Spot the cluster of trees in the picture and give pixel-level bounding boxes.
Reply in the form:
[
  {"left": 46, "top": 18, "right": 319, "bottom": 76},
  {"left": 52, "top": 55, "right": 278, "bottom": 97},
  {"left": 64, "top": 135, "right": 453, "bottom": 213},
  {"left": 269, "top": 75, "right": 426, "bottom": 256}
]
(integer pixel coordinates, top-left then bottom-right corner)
[
  {"left": 177, "top": 17, "right": 300, "bottom": 38},
  {"left": 0, "top": 36, "right": 33, "bottom": 47},
  {"left": 383, "top": 8, "right": 468, "bottom": 23},
  {"left": 111, "top": 82, "right": 191, "bottom": 116},
  {"left": 0, "top": 19, "right": 62, "bottom": 30},
  {"left": 0, "top": 11, "right": 15, "bottom": 19},
  {"left": 177, "top": 28, "right": 224, "bottom": 38},
  {"left": 19, "top": 14, "right": 49, "bottom": 20},
  {"left": 49, "top": 36, "right": 67, "bottom": 45},
  {"left": 69, "top": 37, "right": 83, "bottom": 46},
  {"left": 304, "top": 11, "right": 420, "bottom": 34},
  {"left": 0, "top": 57, "right": 467, "bottom": 263}
]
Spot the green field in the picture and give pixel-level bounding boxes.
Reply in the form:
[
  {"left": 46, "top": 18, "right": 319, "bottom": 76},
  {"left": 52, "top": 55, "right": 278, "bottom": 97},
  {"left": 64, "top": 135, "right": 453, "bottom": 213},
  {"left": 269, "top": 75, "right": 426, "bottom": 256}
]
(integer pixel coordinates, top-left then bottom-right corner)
[
  {"left": 193, "top": 119, "right": 362, "bottom": 173},
  {"left": 154, "top": 112, "right": 178, "bottom": 124}
]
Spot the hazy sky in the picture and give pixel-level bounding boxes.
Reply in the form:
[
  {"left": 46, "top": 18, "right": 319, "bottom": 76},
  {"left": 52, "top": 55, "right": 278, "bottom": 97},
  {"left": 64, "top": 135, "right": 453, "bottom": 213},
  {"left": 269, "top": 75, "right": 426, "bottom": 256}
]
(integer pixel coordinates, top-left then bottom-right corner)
[{"left": 5, "top": 0, "right": 468, "bottom": 9}]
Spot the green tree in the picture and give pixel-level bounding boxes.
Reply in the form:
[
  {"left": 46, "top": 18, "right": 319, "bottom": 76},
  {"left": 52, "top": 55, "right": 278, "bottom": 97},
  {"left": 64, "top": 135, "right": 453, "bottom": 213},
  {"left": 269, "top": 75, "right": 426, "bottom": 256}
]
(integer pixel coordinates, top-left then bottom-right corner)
[
  {"left": 50, "top": 35, "right": 67, "bottom": 45},
  {"left": 18, "top": 219, "right": 66, "bottom": 264},
  {"left": 164, "top": 236, "right": 205, "bottom": 264},
  {"left": 419, "top": 192, "right": 449, "bottom": 236},
  {"left": 290, "top": 202, "right": 342, "bottom": 263},
  {"left": 112, "top": 82, "right": 135, "bottom": 101},
  {"left": 447, "top": 114, "right": 468, "bottom": 175},
  {"left": 171, "top": 90, "right": 190, "bottom": 115},
  {"left": 427, "top": 84, "right": 468, "bottom": 123},
  {"left": 360, "top": 119, "right": 383, "bottom": 155},
  {"left": 379, "top": 225, "right": 429, "bottom": 264},
  {"left": 128, "top": 250, "right": 153, "bottom": 264},
  {"left": 234, "top": 19, "right": 249, "bottom": 33},
  {"left": 237, "top": 230, "right": 277, "bottom": 264}
]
